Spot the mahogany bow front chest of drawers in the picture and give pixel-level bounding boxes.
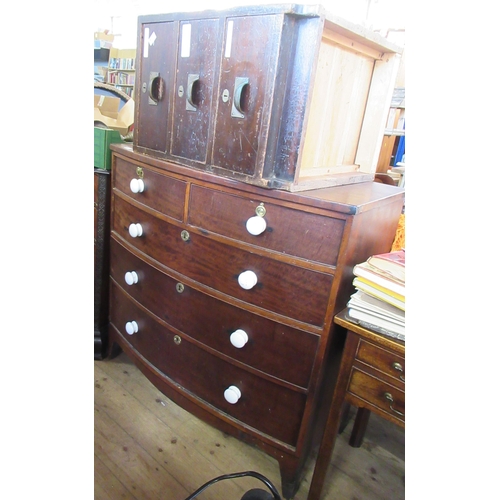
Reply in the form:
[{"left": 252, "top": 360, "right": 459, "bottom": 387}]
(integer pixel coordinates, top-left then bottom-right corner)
[{"left": 107, "top": 143, "right": 404, "bottom": 497}]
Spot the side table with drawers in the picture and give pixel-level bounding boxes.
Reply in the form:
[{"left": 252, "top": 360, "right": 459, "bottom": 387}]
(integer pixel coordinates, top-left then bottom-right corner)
[
  {"left": 106, "top": 143, "right": 404, "bottom": 498},
  {"left": 308, "top": 309, "right": 405, "bottom": 500}
]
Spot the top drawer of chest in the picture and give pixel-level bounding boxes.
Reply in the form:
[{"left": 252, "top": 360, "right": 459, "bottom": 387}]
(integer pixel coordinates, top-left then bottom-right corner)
[
  {"left": 188, "top": 185, "right": 346, "bottom": 266},
  {"left": 113, "top": 157, "right": 187, "bottom": 221}
]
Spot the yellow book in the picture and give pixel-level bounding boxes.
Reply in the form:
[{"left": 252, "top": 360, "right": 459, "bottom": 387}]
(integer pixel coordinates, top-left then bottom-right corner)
[{"left": 353, "top": 277, "right": 405, "bottom": 311}]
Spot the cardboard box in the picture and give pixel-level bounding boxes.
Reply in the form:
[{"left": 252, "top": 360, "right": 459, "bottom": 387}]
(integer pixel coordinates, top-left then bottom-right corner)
[
  {"left": 94, "top": 127, "right": 124, "bottom": 170},
  {"left": 94, "top": 95, "right": 134, "bottom": 136},
  {"left": 94, "top": 31, "right": 114, "bottom": 49},
  {"left": 94, "top": 31, "right": 114, "bottom": 42}
]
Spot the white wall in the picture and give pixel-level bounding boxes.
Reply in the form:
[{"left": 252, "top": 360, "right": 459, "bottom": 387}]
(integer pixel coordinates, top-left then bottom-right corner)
[{"left": 94, "top": 0, "right": 405, "bottom": 49}]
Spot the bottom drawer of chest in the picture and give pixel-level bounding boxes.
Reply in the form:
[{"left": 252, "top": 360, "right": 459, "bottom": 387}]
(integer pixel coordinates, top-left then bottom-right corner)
[
  {"left": 348, "top": 368, "right": 405, "bottom": 424},
  {"left": 109, "top": 285, "right": 306, "bottom": 446}
]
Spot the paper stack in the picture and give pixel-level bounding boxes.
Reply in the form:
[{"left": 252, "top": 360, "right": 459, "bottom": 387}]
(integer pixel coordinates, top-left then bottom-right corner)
[{"left": 347, "top": 250, "right": 405, "bottom": 340}]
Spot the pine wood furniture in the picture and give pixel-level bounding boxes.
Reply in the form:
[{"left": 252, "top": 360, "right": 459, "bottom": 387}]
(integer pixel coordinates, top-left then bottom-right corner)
[
  {"left": 107, "top": 143, "right": 404, "bottom": 498},
  {"left": 308, "top": 309, "right": 405, "bottom": 500},
  {"left": 133, "top": 4, "right": 402, "bottom": 191},
  {"left": 94, "top": 168, "right": 111, "bottom": 359}
]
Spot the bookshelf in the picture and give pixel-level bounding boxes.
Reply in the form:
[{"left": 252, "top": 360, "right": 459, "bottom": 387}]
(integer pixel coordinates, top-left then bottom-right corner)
[{"left": 107, "top": 48, "right": 136, "bottom": 98}]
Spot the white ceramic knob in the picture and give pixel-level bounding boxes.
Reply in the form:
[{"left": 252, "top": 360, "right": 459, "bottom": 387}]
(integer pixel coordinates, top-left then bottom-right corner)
[
  {"left": 230, "top": 329, "right": 249, "bottom": 348},
  {"left": 246, "top": 216, "right": 267, "bottom": 236},
  {"left": 224, "top": 385, "right": 241, "bottom": 404},
  {"left": 125, "top": 321, "right": 139, "bottom": 335},
  {"left": 238, "top": 270, "right": 258, "bottom": 290},
  {"left": 130, "top": 178, "right": 145, "bottom": 194},
  {"left": 124, "top": 271, "right": 139, "bottom": 285},
  {"left": 128, "top": 223, "right": 143, "bottom": 238}
]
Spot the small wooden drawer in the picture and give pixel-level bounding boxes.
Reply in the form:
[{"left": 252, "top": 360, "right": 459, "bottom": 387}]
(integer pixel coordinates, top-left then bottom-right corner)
[
  {"left": 356, "top": 339, "right": 405, "bottom": 384},
  {"left": 188, "top": 185, "right": 345, "bottom": 266},
  {"left": 113, "top": 156, "right": 187, "bottom": 221},
  {"left": 112, "top": 196, "right": 333, "bottom": 326},
  {"left": 348, "top": 368, "right": 405, "bottom": 424},
  {"left": 110, "top": 240, "right": 319, "bottom": 389},
  {"left": 109, "top": 287, "right": 306, "bottom": 446}
]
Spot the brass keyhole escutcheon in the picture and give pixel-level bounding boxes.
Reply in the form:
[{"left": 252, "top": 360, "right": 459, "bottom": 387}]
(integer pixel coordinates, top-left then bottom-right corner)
[
  {"left": 181, "top": 230, "right": 190, "bottom": 242},
  {"left": 142, "top": 82, "right": 147, "bottom": 93},
  {"left": 136, "top": 167, "right": 144, "bottom": 178},
  {"left": 173, "top": 335, "right": 182, "bottom": 345},
  {"left": 176, "top": 283, "right": 185, "bottom": 293},
  {"left": 178, "top": 85, "right": 184, "bottom": 97},
  {"left": 222, "top": 89, "right": 230, "bottom": 103},
  {"left": 255, "top": 203, "right": 266, "bottom": 217}
]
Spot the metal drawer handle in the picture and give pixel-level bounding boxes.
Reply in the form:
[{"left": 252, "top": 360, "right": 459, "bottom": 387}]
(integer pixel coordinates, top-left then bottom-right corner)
[
  {"left": 384, "top": 392, "right": 404, "bottom": 417},
  {"left": 392, "top": 362, "right": 405, "bottom": 382}
]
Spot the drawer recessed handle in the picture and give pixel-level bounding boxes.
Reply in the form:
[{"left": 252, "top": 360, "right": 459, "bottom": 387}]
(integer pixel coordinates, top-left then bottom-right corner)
[
  {"left": 124, "top": 271, "right": 139, "bottom": 285},
  {"left": 392, "top": 362, "right": 405, "bottom": 382},
  {"left": 238, "top": 270, "right": 258, "bottom": 290},
  {"left": 128, "top": 223, "right": 143, "bottom": 238},
  {"left": 246, "top": 215, "right": 266, "bottom": 236},
  {"left": 130, "top": 178, "right": 145, "bottom": 194},
  {"left": 384, "top": 392, "right": 404, "bottom": 417},
  {"left": 231, "top": 77, "right": 249, "bottom": 118},
  {"left": 224, "top": 385, "right": 241, "bottom": 404},
  {"left": 148, "top": 72, "right": 164, "bottom": 105},
  {"left": 125, "top": 321, "right": 139, "bottom": 335},
  {"left": 186, "top": 73, "right": 200, "bottom": 111},
  {"left": 230, "top": 329, "right": 249, "bottom": 348}
]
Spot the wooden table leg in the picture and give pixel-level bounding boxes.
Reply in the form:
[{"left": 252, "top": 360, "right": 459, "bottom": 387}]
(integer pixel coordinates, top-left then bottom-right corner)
[
  {"left": 307, "top": 332, "right": 358, "bottom": 500},
  {"left": 349, "top": 407, "right": 371, "bottom": 448}
]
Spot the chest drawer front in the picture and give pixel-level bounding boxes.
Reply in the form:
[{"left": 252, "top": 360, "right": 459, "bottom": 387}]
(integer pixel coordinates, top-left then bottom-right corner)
[
  {"left": 114, "top": 157, "right": 187, "bottom": 221},
  {"left": 110, "top": 287, "right": 306, "bottom": 446},
  {"left": 356, "top": 339, "right": 405, "bottom": 384},
  {"left": 113, "top": 196, "right": 333, "bottom": 326},
  {"left": 348, "top": 368, "right": 405, "bottom": 424},
  {"left": 110, "top": 240, "right": 319, "bottom": 388},
  {"left": 188, "top": 185, "right": 344, "bottom": 265}
]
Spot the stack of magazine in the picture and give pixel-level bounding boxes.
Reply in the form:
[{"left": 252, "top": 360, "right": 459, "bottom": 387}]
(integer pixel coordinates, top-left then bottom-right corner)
[{"left": 347, "top": 249, "right": 405, "bottom": 340}]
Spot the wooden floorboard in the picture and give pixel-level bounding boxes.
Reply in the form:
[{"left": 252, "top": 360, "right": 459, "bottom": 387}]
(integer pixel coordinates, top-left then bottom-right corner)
[{"left": 95, "top": 352, "right": 404, "bottom": 500}]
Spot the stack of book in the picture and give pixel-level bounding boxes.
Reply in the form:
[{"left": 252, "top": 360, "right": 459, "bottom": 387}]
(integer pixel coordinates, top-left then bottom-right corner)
[{"left": 347, "top": 249, "right": 405, "bottom": 340}]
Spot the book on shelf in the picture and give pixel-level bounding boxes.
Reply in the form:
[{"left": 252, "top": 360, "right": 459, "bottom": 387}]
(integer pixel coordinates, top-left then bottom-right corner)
[
  {"left": 348, "top": 290, "right": 404, "bottom": 325},
  {"left": 353, "top": 260, "right": 405, "bottom": 297},
  {"left": 367, "top": 249, "right": 405, "bottom": 283},
  {"left": 353, "top": 277, "right": 405, "bottom": 311}
]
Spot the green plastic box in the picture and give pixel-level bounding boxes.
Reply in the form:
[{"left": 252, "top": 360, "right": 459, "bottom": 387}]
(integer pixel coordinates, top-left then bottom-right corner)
[{"left": 94, "top": 127, "right": 124, "bottom": 170}]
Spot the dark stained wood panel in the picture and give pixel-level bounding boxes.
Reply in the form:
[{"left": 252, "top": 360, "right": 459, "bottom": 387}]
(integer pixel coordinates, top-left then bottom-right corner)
[
  {"left": 113, "top": 156, "right": 187, "bottom": 221},
  {"left": 188, "top": 184, "right": 345, "bottom": 266},
  {"left": 110, "top": 238, "right": 319, "bottom": 389},
  {"left": 112, "top": 195, "right": 334, "bottom": 327},
  {"left": 211, "top": 14, "right": 283, "bottom": 175},
  {"left": 109, "top": 285, "right": 306, "bottom": 446},
  {"left": 171, "top": 18, "right": 220, "bottom": 163},
  {"left": 136, "top": 21, "right": 177, "bottom": 152}
]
